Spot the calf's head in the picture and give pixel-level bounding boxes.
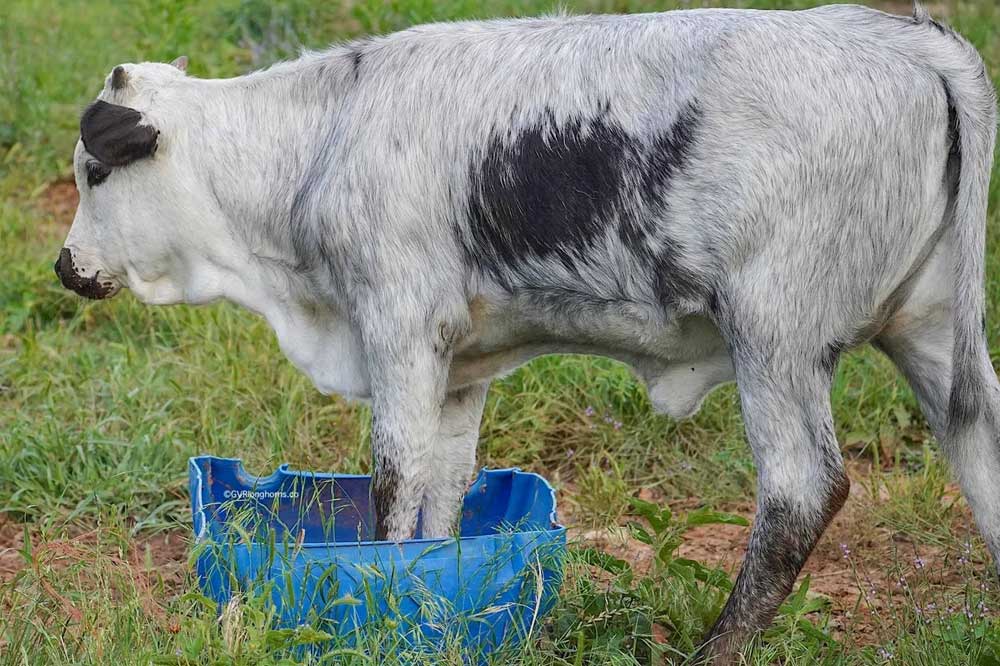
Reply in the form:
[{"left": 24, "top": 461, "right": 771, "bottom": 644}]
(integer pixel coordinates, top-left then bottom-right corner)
[{"left": 55, "top": 56, "right": 222, "bottom": 305}]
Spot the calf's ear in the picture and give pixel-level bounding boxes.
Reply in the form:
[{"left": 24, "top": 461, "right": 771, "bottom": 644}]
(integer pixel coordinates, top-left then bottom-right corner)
[{"left": 80, "top": 100, "right": 159, "bottom": 167}]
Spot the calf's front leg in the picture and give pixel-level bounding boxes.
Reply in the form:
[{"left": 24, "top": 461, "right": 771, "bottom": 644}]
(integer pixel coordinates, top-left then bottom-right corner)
[
  {"left": 420, "top": 382, "right": 490, "bottom": 538},
  {"left": 365, "top": 332, "right": 452, "bottom": 542}
]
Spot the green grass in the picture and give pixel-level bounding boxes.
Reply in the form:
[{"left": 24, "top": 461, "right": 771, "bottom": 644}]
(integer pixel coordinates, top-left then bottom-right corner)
[{"left": 2, "top": 0, "right": 1000, "bottom": 663}]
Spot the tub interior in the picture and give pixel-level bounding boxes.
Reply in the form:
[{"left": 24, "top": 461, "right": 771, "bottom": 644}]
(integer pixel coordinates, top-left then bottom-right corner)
[{"left": 191, "top": 457, "right": 557, "bottom": 544}]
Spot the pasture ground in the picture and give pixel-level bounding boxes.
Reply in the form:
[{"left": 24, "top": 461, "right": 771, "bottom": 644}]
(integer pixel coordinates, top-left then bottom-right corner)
[{"left": 2, "top": 1, "right": 1000, "bottom": 663}]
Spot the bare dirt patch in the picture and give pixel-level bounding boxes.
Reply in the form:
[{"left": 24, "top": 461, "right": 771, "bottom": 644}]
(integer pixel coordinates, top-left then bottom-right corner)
[
  {"left": 136, "top": 530, "right": 191, "bottom": 593},
  {"left": 0, "top": 520, "right": 189, "bottom": 582},
  {"left": 567, "top": 467, "right": 984, "bottom": 645},
  {"left": 0, "top": 516, "right": 194, "bottom": 643},
  {"left": 0, "top": 518, "right": 25, "bottom": 582},
  {"left": 34, "top": 177, "right": 79, "bottom": 231}
]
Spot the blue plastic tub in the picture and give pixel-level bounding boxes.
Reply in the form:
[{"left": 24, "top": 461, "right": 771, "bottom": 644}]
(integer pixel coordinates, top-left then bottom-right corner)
[{"left": 188, "top": 456, "right": 566, "bottom": 655}]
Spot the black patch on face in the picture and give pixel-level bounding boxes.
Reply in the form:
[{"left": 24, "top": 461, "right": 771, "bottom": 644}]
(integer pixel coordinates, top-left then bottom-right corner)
[
  {"left": 86, "top": 159, "right": 111, "bottom": 188},
  {"left": 464, "top": 103, "right": 701, "bottom": 280},
  {"left": 80, "top": 100, "right": 158, "bottom": 167}
]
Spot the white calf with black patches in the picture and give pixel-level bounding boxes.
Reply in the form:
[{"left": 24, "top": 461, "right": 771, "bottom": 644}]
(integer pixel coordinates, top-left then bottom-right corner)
[{"left": 55, "top": 2, "right": 996, "bottom": 661}]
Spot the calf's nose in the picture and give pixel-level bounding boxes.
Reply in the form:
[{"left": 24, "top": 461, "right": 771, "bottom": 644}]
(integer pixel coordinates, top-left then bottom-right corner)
[{"left": 53, "top": 247, "right": 114, "bottom": 299}]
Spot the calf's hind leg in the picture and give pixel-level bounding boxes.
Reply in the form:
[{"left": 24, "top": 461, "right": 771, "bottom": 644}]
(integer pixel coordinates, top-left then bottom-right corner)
[{"left": 699, "top": 336, "right": 850, "bottom": 662}]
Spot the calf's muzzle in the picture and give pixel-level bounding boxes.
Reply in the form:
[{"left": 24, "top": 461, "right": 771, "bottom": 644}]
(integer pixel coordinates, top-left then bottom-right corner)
[{"left": 54, "top": 247, "right": 116, "bottom": 300}]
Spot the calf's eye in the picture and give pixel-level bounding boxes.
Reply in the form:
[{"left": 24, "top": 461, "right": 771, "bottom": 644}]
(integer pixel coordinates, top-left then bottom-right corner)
[{"left": 86, "top": 160, "right": 111, "bottom": 187}]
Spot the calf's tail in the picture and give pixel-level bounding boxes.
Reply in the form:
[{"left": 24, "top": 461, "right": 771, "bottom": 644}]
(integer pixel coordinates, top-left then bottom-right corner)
[{"left": 914, "top": 1, "right": 998, "bottom": 437}]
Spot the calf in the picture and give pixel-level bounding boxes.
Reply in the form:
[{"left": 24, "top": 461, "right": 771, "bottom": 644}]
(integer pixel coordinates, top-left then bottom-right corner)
[{"left": 55, "top": 2, "right": 997, "bottom": 660}]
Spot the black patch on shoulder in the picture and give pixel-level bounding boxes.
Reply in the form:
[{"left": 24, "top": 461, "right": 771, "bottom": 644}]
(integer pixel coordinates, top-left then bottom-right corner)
[
  {"left": 466, "top": 108, "right": 630, "bottom": 272},
  {"left": 464, "top": 102, "right": 701, "bottom": 280},
  {"left": 622, "top": 103, "right": 700, "bottom": 254}
]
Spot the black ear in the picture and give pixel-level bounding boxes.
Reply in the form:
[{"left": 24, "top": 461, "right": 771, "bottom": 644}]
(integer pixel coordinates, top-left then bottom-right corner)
[{"left": 80, "top": 100, "right": 159, "bottom": 167}]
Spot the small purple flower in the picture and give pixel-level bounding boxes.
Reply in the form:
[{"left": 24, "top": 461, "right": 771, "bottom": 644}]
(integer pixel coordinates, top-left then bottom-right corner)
[
  {"left": 603, "top": 415, "right": 613, "bottom": 424},
  {"left": 839, "top": 543, "right": 851, "bottom": 559},
  {"left": 613, "top": 421, "right": 622, "bottom": 430},
  {"left": 878, "top": 647, "right": 894, "bottom": 661},
  {"left": 914, "top": 557, "right": 925, "bottom": 570},
  {"left": 566, "top": 448, "right": 575, "bottom": 459},
  {"left": 897, "top": 576, "right": 908, "bottom": 590},
  {"left": 584, "top": 406, "right": 595, "bottom": 417}
]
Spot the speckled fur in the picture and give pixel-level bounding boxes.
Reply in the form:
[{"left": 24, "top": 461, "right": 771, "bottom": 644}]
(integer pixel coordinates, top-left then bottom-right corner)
[{"left": 58, "top": 2, "right": 996, "bottom": 660}]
